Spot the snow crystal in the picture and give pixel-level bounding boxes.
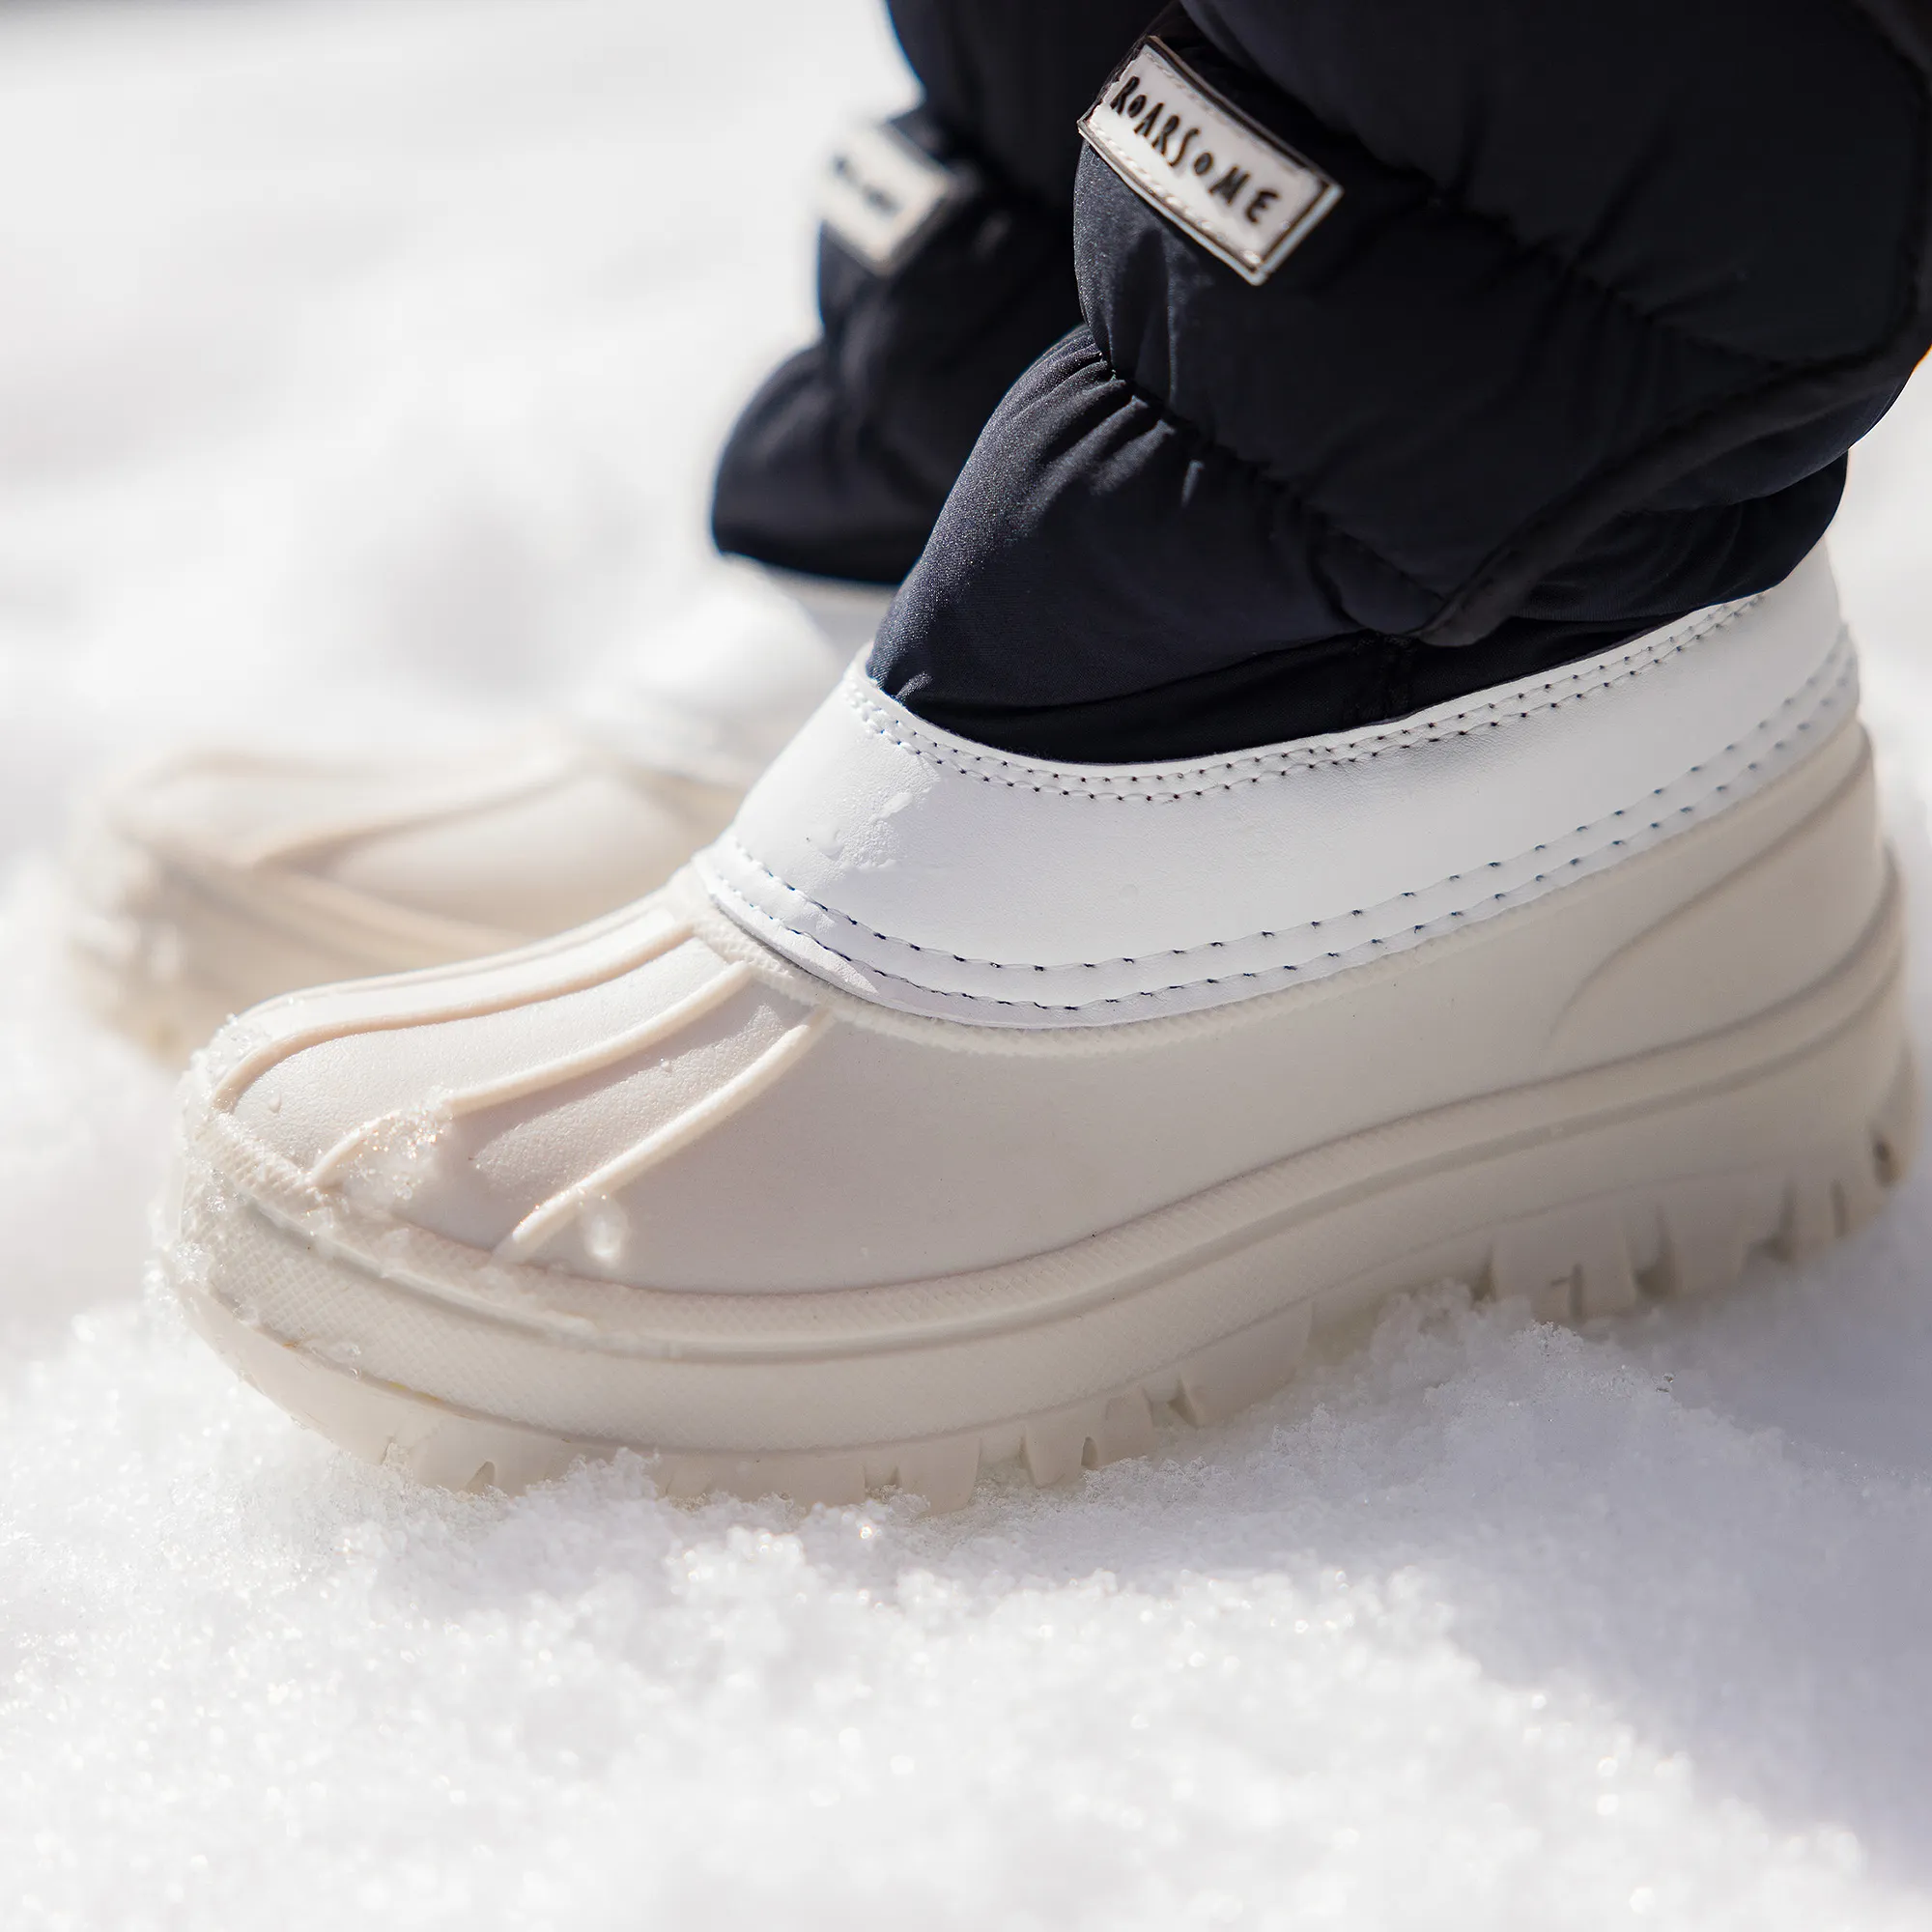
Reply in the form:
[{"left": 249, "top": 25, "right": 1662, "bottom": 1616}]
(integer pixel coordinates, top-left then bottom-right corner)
[{"left": 2, "top": 1, "right": 1932, "bottom": 1926}]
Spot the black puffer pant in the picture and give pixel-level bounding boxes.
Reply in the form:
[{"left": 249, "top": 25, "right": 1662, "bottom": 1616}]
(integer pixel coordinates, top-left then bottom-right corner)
[
  {"left": 871, "top": 0, "right": 1932, "bottom": 759},
  {"left": 710, "top": 0, "right": 1151, "bottom": 584}
]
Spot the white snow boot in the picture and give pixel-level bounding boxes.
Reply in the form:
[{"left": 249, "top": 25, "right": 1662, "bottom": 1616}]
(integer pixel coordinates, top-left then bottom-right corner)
[
  {"left": 70, "top": 566, "right": 891, "bottom": 1060},
  {"left": 161, "top": 547, "right": 1915, "bottom": 1503}
]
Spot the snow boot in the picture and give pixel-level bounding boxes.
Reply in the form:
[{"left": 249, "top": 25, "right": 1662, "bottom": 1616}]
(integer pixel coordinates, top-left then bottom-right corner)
[
  {"left": 68, "top": 49, "right": 1120, "bottom": 1060},
  {"left": 159, "top": 547, "right": 1915, "bottom": 1503},
  {"left": 70, "top": 568, "right": 887, "bottom": 1062}
]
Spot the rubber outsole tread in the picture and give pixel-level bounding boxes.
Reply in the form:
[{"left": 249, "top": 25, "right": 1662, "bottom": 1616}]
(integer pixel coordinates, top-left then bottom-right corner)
[{"left": 172, "top": 1046, "right": 1918, "bottom": 1510}]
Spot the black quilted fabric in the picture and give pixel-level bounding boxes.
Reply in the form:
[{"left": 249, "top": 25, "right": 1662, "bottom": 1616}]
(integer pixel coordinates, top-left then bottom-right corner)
[
  {"left": 710, "top": 1, "right": 1152, "bottom": 585},
  {"left": 871, "top": 0, "right": 1932, "bottom": 758}
]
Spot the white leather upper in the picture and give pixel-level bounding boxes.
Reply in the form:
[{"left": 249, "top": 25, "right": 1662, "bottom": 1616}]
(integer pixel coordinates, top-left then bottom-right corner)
[{"left": 699, "top": 548, "right": 1856, "bottom": 1027}]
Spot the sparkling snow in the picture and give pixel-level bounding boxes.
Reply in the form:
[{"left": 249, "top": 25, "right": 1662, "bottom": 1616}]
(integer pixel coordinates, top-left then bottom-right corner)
[{"left": 4, "top": 2, "right": 1932, "bottom": 1924}]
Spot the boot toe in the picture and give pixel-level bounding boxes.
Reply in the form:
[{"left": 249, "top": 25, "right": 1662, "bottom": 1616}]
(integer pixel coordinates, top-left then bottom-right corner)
[
  {"left": 70, "top": 735, "right": 733, "bottom": 1062},
  {"left": 209, "top": 885, "right": 818, "bottom": 1278}
]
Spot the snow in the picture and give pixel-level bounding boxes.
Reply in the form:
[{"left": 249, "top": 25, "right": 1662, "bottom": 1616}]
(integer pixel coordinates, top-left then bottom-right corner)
[{"left": 2, "top": 0, "right": 1932, "bottom": 1923}]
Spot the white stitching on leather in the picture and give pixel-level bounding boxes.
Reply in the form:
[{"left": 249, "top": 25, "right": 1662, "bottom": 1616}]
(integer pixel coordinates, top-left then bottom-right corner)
[
  {"left": 845, "top": 594, "right": 1762, "bottom": 800},
  {"left": 722, "top": 635, "right": 1854, "bottom": 1012}
]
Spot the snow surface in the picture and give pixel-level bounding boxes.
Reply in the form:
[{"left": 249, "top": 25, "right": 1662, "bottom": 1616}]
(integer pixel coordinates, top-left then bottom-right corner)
[{"left": 3, "top": 1, "right": 1932, "bottom": 1924}]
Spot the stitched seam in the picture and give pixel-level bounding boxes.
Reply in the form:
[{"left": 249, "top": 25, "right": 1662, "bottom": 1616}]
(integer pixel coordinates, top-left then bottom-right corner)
[
  {"left": 1426, "top": 5, "right": 1930, "bottom": 651},
  {"left": 725, "top": 639, "right": 1852, "bottom": 1003},
  {"left": 1084, "top": 77, "right": 1795, "bottom": 597},
  {"left": 1398, "top": 149, "right": 1788, "bottom": 375},
  {"left": 1082, "top": 347, "right": 1439, "bottom": 604},
  {"left": 1105, "top": 35, "right": 1787, "bottom": 415},
  {"left": 856, "top": 593, "right": 1769, "bottom": 798},
  {"left": 1151, "top": 31, "right": 1794, "bottom": 374}
]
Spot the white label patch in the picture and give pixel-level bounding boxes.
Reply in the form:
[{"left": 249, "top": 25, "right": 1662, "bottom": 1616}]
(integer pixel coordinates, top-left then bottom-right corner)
[
  {"left": 819, "top": 120, "right": 965, "bottom": 275},
  {"left": 1080, "top": 40, "right": 1341, "bottom": 286}
]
